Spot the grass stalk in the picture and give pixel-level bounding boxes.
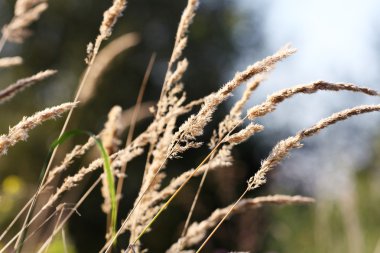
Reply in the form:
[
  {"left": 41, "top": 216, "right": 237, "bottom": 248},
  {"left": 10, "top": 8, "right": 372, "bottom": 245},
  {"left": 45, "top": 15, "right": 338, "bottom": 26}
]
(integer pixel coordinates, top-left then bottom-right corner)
[{"left": 115, "top": 53, "right": 156, "bottom": 205}]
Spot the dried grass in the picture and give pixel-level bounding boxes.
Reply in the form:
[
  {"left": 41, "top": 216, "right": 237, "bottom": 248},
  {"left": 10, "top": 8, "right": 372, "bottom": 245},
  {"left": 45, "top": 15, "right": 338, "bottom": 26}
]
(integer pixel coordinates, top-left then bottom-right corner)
[
  {"left": 0, "top": 70, "right": 56, "bottom": 104},
  {"left": 168, "top": 195, "right": 314, "bottom": 253},
  {"left": 1, "top": 1, "right": 380, "bottom": 253},
  {"left": 2, "top": 0, "right": 48, "bottom": 44},
  {"left": 0, "top": 102, "right": 76, "bottom": 155}
]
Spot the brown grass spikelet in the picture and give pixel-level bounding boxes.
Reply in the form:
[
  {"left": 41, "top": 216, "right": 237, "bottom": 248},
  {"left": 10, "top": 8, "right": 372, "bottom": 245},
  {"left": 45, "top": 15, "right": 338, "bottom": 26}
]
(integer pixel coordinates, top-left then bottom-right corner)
[
  {"left": 168, "top": 195, "right": 314, "bottom": 252},
  {"left": 248, "top": 135, "right": 302, "bottom": 189},
  {"left": 248, "top": 104, "right": 380, "bottom": 190},
  {"left": 209, "top": 74, "right": 267, "bottom": 149},
  {"left": 14, "top": 0, "right": 46, "bottom": 16},
  {"left": 86, "top": 0, "right": 128, "bottom": 64},
  {"left": 45, "top": 158, "right": 107, "bottom": 209},
  {"left": 153, "top": 0, "right": 199, "bottom": 128},
  {"left": 224, "top": 123, "right": 264, "bottom": 145},
  {"left": 44, "top": 146, "right": 143, "bottom": 210},
  {"left": 45, "top": 136, "right": 97, "bottom": 186},
  {"left": 167, "top": 59, "right": 189, "bottom": 88},
  {"left": 2, "top": 1, "right": 48, "bottom": 43},
  {"left": 0, "top": 102, "right": 77, "bottom": 155},
  {"left": 148, "top": 154, "right": 233, "bottom": 210},
  {"left": 99, "top": 0, "right": 127, "bottom": 40},
  {"left": 229, "top": 73, "right": 267, "bottom": 117},
  {"left": 170, "top": 0, "right": 199, "bottom": 66},
  {"left": 175, "top": 0, "right": 199, "bottom": 47},
  {"left": 299, "top": 105, "right": 380, "bottom": 137},
  {"left": 0, "top": 56, "right": 23, "bottom": 68},
  {"left": 170, "top": 45, "right": 295, "bottom": 158},
  {"left": 247, "top": 81, "right": 379, "bottom": 120},
  {"left": 219, "top": 45, "right": 295, "bottom": 98},
  {"left": 0, "top": 69, "right": 56, "bottom": 104}
]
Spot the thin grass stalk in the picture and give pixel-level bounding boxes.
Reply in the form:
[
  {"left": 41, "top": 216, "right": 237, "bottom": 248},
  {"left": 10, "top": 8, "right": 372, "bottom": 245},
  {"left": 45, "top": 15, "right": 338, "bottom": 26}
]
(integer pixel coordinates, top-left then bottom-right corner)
[
  {"left": 126, "top": 54, "right": 156, "bottom": 149},
  {"left": 116, "top": 53, "right": 156, "bottom": 204},
  {"left": 36, "top": 176, "right": 103, "bottom": 253},
  {"left": 195, "top": 188, "right": 249, "bottom": 253},
  {"left": 0, "top": 197, "right": 33, "bottom": 242},
  {"left": 0, "top": 70, "right": 56, "bottom": 104},
  {"left": 0, "top": 135, "right": 97, "bottom": 242},
  {"left": 25, "top": 210, "right": 57, "bottom": 246},
  {"left": 181, "top": 153, "right": 215, "bottom": 238},
  {"left": 42, "top": 205, "right": 65, "bottom": 253},
  {"left": 0, "top": 206, "right": 59, "bottom": 252}
]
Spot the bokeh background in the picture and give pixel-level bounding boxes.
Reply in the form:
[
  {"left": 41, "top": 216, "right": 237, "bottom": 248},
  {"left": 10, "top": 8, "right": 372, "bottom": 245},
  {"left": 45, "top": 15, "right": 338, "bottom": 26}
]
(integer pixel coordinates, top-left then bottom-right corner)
[{"left": 0, "top": 0, "right": 380, "bottom": 252}]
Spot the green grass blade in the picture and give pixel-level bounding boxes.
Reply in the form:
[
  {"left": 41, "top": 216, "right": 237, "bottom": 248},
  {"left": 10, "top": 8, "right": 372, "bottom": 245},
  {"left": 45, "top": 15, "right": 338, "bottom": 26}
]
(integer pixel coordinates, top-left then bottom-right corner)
[{"left": 16, "top": 130, "right": 117, "bottom": 253}]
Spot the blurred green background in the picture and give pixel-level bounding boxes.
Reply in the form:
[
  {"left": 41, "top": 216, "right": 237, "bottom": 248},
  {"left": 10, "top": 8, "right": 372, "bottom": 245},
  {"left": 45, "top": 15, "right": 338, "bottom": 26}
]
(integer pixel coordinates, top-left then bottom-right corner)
[{"left": 0, "top": 0, "right": 379, "bottom": 252}]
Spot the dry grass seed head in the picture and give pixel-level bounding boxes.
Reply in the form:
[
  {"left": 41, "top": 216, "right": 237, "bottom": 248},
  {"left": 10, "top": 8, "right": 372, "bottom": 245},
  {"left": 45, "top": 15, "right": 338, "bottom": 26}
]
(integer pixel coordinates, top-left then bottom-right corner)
[
  {"left": 99, "top": 0, "right": 127, "bottom": 40},
  {"left": 14, "top": 0, "right": 46, "bottom": 16},
  {"left": 229, "top": 73, "right": 267, "bottom": 117},
  {"left": 3, "top": 2, "right": 48, "bottom": 43},
  {"left": 45, "top": 136, "right": 97, "bottom": 186},
  {"left": 209, "top": 74, "right": 267, "bottom": 149},
  {"left": 0, "top": 102, "right": 77, "bottom": 155},
  {"left": 0, "top": 70, "right": 56, "bottom": 104},
  {"left": 170, "top": 45, "right": 295, "bottom": 158},
  {"left": 247, "top": 81, "right": 379, "bottom": 120},
  {"left": 224, "top": 123, "right": 264, "bottom": 145},
  {"left": 170, "top": 0, "right": 199, "bottom": 68},
  {"left": 167, "top": 195, "right": 314, "bottom": 252},
  {"left": 45, "top": 145, "right": 144, "bottom": 210},
  {"left": 248, "top": 104, "right": 380, "bottom": 190},
  {"left": 148, "top": 146, "right": 233, "bottom": 210},
  {"left": 87, "top": 0, "right": 127, "bottom": 63},
  {"left": 156, "top": 0, "right": 199, "bottom": 122}
]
